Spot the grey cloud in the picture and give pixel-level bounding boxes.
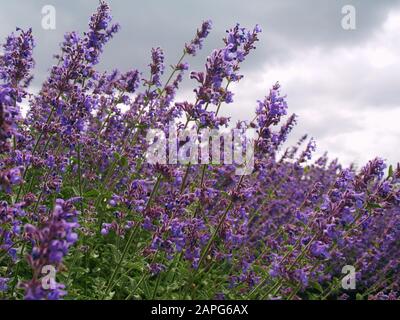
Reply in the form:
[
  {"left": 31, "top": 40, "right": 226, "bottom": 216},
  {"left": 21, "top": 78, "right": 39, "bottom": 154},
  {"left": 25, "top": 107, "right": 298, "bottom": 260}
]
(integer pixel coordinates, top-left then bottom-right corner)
[
  {"left": 1, "top": 0, "right": 399, "bottom": 87},
  {"left": 1, "top": 0, "right": 399, "bottom": 166}
]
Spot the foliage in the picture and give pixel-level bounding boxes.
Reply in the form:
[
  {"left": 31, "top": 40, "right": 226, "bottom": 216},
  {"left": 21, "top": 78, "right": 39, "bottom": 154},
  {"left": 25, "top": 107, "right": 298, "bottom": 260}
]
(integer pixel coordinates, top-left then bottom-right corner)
[{"left": 0, "top": 1, "right": 399, "bottom": 300}]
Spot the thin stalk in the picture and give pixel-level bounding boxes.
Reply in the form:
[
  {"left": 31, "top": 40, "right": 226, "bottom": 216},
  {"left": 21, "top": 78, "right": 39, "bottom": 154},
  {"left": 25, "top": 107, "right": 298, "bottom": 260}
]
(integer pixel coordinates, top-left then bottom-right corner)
[
  {"left": 102, "top": 174, "right": 162, "bottom": 299},
  {"left": 14, "top": 105, "right": 56, "bottom": 203},
  {"left": 197, "top": 200, "right": 233, "bottom": 269},
  {"left": 77, "top": 143, "right": 83, "bottom": 212}
]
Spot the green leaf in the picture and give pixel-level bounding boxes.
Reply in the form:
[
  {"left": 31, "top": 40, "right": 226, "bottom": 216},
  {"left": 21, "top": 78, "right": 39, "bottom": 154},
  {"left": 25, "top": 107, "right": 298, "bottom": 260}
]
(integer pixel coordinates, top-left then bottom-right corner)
[
  {"left": 356, "top": 293, "right": 364, "bottom": 300},
  {"left": 120, "top": 156, "right": 128, "bottom": 167},
  {"left": 367, "top": 202, "right": 382, "bottom": 210},
  {"left": 84, "top": 189, "right": 100, "bottom": 198},
  {"left": 311, "top": 281, "right": 323, "bottom": 293},
  {"left": 72, "top": 186, "right": 80, "bottom": 196},
  {"left": 113, "top": 152, "right": 121, "bottom": 160},
  {"left": 388, "top": 164, "right": 394, "bottom": 178}
]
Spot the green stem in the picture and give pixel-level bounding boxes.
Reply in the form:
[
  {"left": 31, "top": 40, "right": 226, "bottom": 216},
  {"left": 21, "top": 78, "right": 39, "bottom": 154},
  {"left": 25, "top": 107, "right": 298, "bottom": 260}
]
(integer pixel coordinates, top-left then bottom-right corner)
[
  {"left": 197, "top": 201, "right": 233, "bottom": 269},
  {"left": 14, "top": 105, "right": 56, "bottom": 204},
  {"left": 102, "top": 174, "right": 162, "bottom": 299},
  {"left": 77, "top": 143, "right": 84, "bottom": 212},
  {"left": 151, "top": 254, "right": 165, "bottom": 299}
]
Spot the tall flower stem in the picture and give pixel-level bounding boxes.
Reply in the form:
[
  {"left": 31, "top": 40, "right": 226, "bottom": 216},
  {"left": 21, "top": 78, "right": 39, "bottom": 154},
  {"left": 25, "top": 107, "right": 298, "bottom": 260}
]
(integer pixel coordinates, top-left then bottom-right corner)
[
  {"left": 197, "top": 175, "right": 245, "bottom": 269},
  {"left": 14, "top": 104, "right": 57, "bottom": 204},
  {"left": 77, "top": 143, "right": 83, "bottom": 213},
  {"left": 102, "top": 174, "right": 162, "bottom": 299}
]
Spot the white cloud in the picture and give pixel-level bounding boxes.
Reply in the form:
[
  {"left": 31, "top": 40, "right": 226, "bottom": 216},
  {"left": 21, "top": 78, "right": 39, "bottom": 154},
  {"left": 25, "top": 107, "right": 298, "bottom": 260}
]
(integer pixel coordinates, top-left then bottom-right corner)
[
  {"left": 217, "top": 8, "right": 400, "bottom": 167},
  {"left": 13, "top": 3, "right": 400, "bottom": 169}
]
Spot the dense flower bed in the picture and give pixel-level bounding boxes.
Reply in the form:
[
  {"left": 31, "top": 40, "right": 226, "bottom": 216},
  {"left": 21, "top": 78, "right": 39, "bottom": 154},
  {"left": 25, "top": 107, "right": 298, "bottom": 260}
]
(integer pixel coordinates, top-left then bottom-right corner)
[{"left": 0, "top": 1, "right": 399, "bottom": 300}]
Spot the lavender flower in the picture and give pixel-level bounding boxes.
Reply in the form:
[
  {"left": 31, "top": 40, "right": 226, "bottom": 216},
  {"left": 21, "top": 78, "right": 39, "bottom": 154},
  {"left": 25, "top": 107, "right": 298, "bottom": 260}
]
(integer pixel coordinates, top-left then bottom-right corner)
[
  {"left": 0, "top": 1, "right": 398, "bottom": 301},
  {"left": 22, "top": 198, "right": 80, "bottom": 299},
  {"left": 0, "top": 277, "right": 9, "bottom": 292},
  {"left": 185, "top": 20, "right": 212, "bottom": 56}
]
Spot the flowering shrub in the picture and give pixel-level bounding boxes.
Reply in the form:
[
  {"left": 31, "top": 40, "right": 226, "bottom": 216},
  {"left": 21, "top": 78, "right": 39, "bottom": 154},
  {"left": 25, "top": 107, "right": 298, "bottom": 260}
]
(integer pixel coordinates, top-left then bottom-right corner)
[{"left": 0, "top": 1, "right": 399, "bottom": 300}]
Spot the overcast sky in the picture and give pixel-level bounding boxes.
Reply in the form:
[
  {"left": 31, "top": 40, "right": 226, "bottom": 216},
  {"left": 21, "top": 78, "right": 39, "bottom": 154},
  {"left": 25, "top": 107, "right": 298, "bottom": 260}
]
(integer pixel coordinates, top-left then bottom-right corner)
[{"left": 1, "top": 0, "right": 400, "bottom": 167}]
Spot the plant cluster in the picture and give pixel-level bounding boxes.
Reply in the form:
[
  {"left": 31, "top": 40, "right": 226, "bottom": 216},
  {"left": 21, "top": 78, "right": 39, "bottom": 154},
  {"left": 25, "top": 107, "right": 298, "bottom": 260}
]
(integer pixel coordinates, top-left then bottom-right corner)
[{"left": 0, "top": 1, "right": 399, "bottom": 300}]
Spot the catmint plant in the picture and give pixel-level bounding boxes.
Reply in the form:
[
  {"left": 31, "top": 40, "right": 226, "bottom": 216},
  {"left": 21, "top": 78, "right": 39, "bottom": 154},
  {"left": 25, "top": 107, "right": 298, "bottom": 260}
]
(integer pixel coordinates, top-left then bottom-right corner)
[{"left": 0, "top": 1, "right": 398, "bottom": 301}]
